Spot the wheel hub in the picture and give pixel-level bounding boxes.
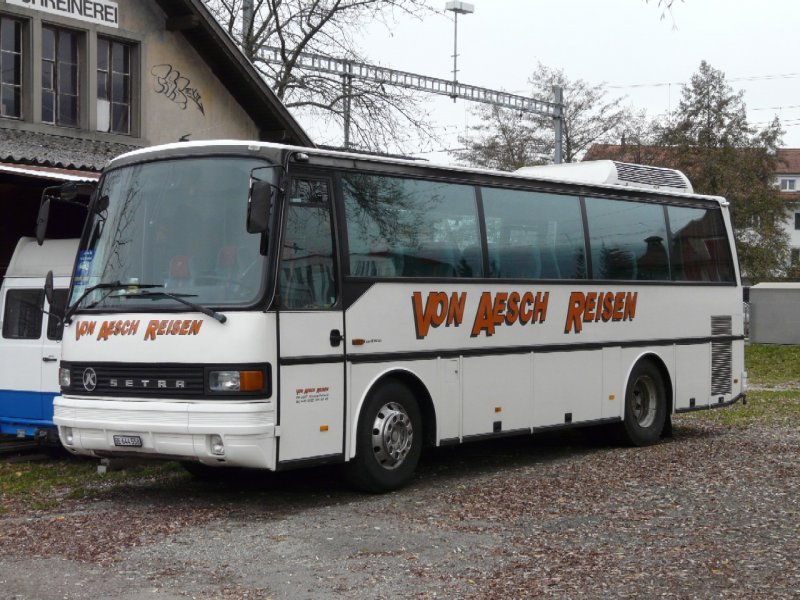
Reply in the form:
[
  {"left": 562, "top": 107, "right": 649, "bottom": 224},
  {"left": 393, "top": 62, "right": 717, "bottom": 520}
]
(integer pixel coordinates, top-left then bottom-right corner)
[
  {"left": 632, "top": 375, "right": 658, "bottom": 428},
  {"left": 371, "top": 402, "right": 413, "bottom": 470}
]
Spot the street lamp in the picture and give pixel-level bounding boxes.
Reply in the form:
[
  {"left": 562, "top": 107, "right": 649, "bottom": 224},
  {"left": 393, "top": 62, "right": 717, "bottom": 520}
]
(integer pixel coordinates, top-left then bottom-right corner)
[{"left": 445, "top": 1, "right": 474, "bottom": 101}]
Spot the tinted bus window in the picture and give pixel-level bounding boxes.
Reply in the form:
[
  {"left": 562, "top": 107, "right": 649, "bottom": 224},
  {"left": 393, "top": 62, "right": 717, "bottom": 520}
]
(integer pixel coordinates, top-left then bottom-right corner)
[
  {"left": 586, "top": 198, "right": 670, "bottom": 281},
  {"left": 46, "top": 289, "right": 69, "bottom": 340},
  {"left": 343, "top": 174, "right": 481, "bottom": 278},
  {"left": 668, "top": 206, "right": 735, "bottom": 282},
  {"left": 2, "top": 290, "right": 44, "bottom": 339},
  {"left": 482, "top": 188, "right": 586, "bottom": 279}
]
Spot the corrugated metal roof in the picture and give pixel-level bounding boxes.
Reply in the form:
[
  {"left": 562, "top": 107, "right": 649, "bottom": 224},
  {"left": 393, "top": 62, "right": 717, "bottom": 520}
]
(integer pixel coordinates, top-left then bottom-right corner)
[
  {"left": 0, "top": 161, "right": 99, "bottom": 181},
  {"left": 0, "top": 129, "right": 139, "bottom": 170}
]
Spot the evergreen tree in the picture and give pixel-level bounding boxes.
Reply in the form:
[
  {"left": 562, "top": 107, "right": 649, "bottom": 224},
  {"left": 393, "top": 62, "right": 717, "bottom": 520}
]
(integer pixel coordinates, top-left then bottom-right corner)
[{"left": 657, "top": 61, "right": 787, "bottom": 281}]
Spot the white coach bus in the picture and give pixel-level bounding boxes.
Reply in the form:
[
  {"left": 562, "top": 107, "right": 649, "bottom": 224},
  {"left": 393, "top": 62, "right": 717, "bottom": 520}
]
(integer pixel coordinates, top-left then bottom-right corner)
[{"left": 43, "top": 141, "right": 746, "bottom": 491}]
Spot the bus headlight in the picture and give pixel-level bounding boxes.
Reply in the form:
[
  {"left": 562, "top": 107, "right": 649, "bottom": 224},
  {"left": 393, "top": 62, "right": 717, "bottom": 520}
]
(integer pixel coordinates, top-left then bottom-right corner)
[
  {"left": 59, "top": 367, "right": 71, "bottom": 388},
  {"left": 208, "top": 369, "right": 265, "bottom": 393}
]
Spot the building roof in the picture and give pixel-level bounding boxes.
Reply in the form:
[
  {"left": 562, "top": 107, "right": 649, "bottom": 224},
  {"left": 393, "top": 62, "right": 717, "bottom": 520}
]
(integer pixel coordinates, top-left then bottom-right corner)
[
  {"left": 776, "top": 149, "right": 800, "bottom": 174},
  {"left": 582, "top": 143, "right": 670, "bottom": 164},
  {"left": 0, "top": 161, "right": 100, "bottom": 181},
  {"left": 153, "top": 0, "right": 313, "bottom": 147},
  {"left": 0, "top": 129, "right": 139, "bottom": 171}
]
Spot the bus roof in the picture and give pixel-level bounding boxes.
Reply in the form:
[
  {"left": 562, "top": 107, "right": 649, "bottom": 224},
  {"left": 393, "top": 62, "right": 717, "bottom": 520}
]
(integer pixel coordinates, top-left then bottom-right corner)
[
  {"left": 110, "top": 140, "right": 726, "bottom": 204},
  {"left": 6, "top": 237, "right": 79, "bottom": 279}
]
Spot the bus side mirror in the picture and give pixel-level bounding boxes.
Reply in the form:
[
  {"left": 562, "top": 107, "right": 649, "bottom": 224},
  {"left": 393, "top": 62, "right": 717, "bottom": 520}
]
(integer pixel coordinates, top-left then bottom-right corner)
[
  {"left": 36, "top": 199, "right": 51, "bottom": 245},
  {"left": 61, "top": 182, "right": 95, "bottom": 201},
  {"left": 247, "top": 180, "right": 276, "bottom": 234},
  {"left": 44, "top": 270, "right": 55, "bottom": 306}
]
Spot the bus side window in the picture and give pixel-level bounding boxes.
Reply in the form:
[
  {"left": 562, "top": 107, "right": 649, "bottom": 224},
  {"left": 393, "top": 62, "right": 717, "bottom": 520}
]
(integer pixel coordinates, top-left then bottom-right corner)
[
  {"left": 585, "top": 197, "right": 670, "bottom": 282},
  {"left": 2, "top": 290, "right": 44, "bottom": 340},
  {"left": 482, "top": 187, "right": 585, "bottom": 280},
  {"left": 668, "top": 206, "right": 735, "bottom": 283},
  {"left": 343, "top": 174, "right": 480, "bottom": 279},
  {"left": 46, "top": 289, "right": 69, "bottom": 340},
  {"left": 280, "top": 178, "right": 337, "bottom": 310}
]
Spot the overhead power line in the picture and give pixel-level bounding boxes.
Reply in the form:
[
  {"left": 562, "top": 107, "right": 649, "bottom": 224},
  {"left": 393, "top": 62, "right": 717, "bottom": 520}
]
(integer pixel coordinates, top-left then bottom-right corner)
[
  {"left": 259, "top": 46, "right": 565, "bottom": 160},
  {"left": 608, "top": 72, "right": 800, "bottom": 90}
]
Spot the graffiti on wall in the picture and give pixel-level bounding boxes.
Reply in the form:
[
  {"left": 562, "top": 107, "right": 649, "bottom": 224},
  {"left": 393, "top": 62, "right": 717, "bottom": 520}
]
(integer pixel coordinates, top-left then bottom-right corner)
[{"left": 151, "top": 64, "right": 205, "bottom": 115}]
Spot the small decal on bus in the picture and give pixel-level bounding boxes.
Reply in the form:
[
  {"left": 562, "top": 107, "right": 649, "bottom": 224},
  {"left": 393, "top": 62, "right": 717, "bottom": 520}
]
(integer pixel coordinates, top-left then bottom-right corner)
[{"left": 295, "top": 387, "right": 330, "bottom": 403}]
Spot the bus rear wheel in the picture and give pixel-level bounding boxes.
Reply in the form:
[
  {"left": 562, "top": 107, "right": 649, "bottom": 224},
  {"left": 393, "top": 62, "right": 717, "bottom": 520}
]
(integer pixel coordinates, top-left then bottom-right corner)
[
  {"left": 622, "top": 360, "right": 667, "bottom": 446},
  {"left": 346, "top": 380, "right": 422, "bottom": 493}
]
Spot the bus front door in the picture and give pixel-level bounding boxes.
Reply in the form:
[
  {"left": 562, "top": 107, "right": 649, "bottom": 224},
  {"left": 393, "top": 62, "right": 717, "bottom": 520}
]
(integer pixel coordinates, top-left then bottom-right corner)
[{"left": 276, "top": 175, "right": 346, "bottom": 465}]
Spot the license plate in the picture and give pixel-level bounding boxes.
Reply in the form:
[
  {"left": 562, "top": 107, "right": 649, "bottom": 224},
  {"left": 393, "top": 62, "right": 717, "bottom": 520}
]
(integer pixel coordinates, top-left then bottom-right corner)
[{"left": 113, "top": 435, "right": 143, "bottom": 447}]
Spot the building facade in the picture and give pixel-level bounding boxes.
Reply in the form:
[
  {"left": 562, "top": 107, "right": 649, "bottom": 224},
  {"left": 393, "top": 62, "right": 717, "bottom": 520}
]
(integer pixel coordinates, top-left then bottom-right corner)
[
  {"left": 775, "top": 149, "right": 800, "bottom": 271},
  {"left": 0, "top": 0, "right": 311, "bottom": 278}
]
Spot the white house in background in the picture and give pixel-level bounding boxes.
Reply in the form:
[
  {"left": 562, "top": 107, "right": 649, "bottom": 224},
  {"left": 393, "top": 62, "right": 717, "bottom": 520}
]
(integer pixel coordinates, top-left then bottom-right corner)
[{"left": 776, "top": 149, "right": 800, "bottom": 270}]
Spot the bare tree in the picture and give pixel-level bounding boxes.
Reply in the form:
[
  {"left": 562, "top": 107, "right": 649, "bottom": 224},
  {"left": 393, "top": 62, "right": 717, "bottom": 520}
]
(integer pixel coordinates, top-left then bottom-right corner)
[
  {"left": 456, "top": 63, "right": 632, "bottom": 170},
  {"left": 203, "top": 0, "right": 438, "bottom": 152}
]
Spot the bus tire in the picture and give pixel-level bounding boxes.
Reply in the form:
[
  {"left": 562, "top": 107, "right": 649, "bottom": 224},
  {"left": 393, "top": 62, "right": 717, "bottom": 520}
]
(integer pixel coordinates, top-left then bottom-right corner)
[
  {"left": 346, "top": 381, "right": 422, "bottom": 493},
  {"left": 622, "top": 360, "right": 667, "bottom": 446}
]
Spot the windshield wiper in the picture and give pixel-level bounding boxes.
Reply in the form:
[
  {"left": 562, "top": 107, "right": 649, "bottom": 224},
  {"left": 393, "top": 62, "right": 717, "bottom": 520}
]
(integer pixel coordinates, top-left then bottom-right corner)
[
  {"left": 120, "top": 290, "right": 227, "bottom": 324},
  {"left": 64, "top": 281, "right": 162, "bottom": 324}
]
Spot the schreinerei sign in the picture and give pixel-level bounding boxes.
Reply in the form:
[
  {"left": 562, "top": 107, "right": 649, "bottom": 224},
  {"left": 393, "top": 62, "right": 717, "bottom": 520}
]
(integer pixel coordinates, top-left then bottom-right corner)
[{"left": 7, "top": 0, "right": 119, "bottom": 28}]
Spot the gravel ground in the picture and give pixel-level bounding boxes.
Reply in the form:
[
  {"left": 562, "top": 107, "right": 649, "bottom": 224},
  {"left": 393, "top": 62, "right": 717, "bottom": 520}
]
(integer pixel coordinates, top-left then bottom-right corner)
[{"left": 0, "top": 414, "right": 798, "bottom": 600}]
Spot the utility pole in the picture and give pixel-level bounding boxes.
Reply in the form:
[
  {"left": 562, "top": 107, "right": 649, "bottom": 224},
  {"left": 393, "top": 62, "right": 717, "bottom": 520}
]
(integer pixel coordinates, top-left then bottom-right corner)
[
  {"left": 445, "top": 1, "right": 474, "bottom": 102},
  {"left": 342, "top": 62, "right": 353, "bottom": 149},
  {"left": 553, "top": 85, "right": 564, "bottom": 164}
]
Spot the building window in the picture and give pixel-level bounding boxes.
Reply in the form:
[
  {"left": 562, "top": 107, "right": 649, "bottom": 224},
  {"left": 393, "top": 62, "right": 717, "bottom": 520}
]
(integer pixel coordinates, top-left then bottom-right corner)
[
  {"left": 0, "top": 17, "right": 22, "bottom": 119},
  {"left": 795, "top": 213, "right": 800, "bottom": 231},
  {"left": 41, "top": 26, "right": 80, "bottom": 127},
  {"left": 792, "top": 249, "right": 800, "bottom": 266},
  {"left": 97, "top": 37, "right": 131, "bottom": 134},
  {"left": 781, "top": 178, "right": 797, "bottom": 191}
]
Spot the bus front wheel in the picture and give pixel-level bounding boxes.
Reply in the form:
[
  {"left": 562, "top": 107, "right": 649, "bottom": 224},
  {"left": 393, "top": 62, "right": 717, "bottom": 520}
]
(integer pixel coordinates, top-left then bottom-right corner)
[
  {"left": 346, "top": 381, "right": 422, "bottom": 493},
  {"left": 622, "top": 360, "right": 668, "bottom": 446}
]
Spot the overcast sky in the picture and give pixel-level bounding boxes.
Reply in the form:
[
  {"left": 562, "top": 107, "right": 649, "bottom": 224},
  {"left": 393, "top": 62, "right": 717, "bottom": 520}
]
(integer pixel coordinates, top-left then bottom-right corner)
[{"left": 298, "top": 0, "right": 800, "bottom": 161}]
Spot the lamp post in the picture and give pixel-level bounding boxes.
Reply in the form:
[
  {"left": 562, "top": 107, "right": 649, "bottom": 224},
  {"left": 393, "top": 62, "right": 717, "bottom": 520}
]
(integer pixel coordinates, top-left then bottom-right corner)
[{"left": 444, "top": 1, "right": 474, "bottom": 101}]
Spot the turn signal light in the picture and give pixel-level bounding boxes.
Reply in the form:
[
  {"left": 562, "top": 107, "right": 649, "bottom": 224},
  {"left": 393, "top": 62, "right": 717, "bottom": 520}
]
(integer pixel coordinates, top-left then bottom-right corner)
[
  {"left": 209, "top": 369, "right": 265, "bottom": 392},
  {"left": 240, "top": 370, "right": 264, "bottom": 392}
]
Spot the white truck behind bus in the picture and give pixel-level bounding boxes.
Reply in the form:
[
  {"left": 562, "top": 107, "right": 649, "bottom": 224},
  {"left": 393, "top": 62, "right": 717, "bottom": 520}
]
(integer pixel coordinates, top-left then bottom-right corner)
[{"left": 0, "top": 237, "right": 78, "bottom": 442}]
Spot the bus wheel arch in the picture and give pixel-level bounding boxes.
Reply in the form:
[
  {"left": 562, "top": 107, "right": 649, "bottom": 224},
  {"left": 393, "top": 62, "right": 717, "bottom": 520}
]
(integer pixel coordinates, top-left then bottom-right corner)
[
  {"left": 621, "top": 354, "right": 672, "bottom": 446},
  {"left": 346, "top": 371, "right": 435, "bottom": 493}
]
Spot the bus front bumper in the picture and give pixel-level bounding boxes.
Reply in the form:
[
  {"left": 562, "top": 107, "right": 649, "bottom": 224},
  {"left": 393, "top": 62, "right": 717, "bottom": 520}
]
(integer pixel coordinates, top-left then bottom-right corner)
[{"left": 53, "top": 395, "right": 277, "bottom": 470}]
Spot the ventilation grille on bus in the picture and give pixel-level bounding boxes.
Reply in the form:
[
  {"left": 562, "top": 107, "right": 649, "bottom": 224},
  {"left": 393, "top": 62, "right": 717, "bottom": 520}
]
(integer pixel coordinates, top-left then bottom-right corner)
[
  {"left": 710, "top": 316, "right": 733, "bottom": 396},
  {"left": 614, "top": 162, "right": 692, "bottom": 192}
]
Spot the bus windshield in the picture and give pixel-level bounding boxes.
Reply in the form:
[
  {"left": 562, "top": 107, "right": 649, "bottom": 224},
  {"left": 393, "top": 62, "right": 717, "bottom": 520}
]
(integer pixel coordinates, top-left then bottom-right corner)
[{"left": 71, "top": 156, "right": 272, "bottom": 310}]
